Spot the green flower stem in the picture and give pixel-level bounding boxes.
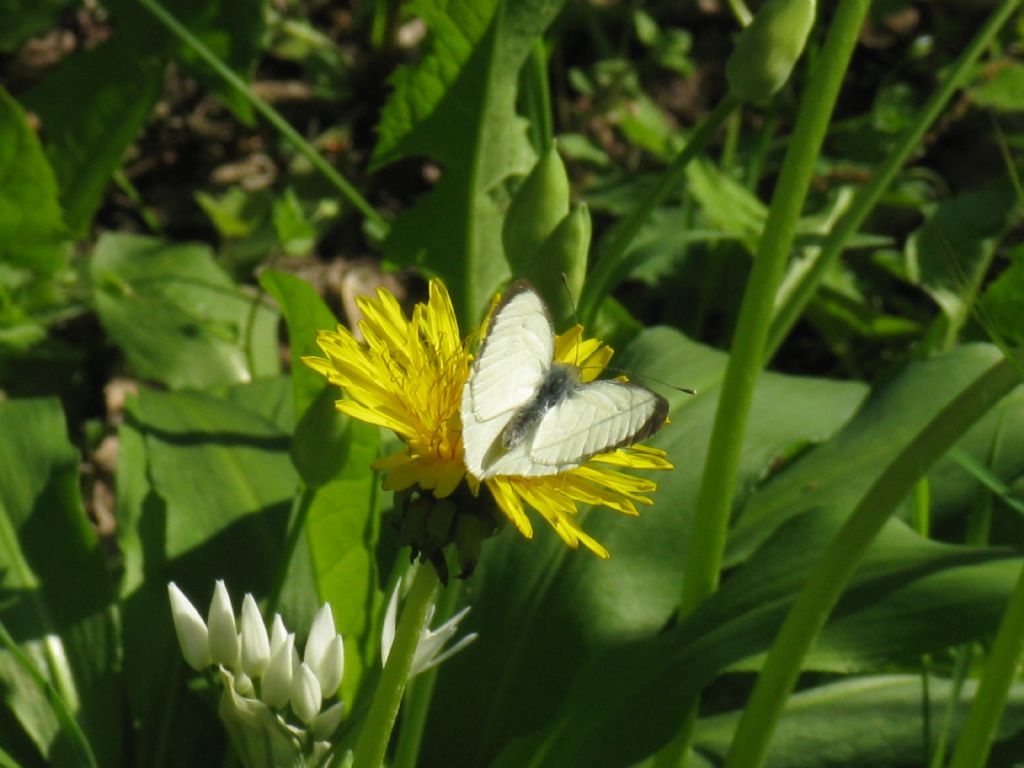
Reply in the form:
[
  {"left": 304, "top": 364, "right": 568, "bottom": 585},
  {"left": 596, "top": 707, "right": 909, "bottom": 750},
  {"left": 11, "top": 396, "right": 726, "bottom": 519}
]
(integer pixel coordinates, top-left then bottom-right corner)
[
  {"left": 764, "top": 0, "right": 1021, "bottom": 363},
  {"left": 391, "top": 580, "right": 463, "bottom": 768},
  {"left": 136, "top": 0, "right": 389, "bottom": 234},
  {"left": 680, "top": 0, "right": 869, "bottom": 622},
  {"left": 947, "top": 561, "right": 1024, "bottom": 768},
  {"left": 723, "top": 348, "right": 1024, "bottom": 768},
  {"left": 578, "top": 95, "right": 738, "bottom": 326},
  {"left": 352, "top": 565, "right": 439, "bottom": 768}
]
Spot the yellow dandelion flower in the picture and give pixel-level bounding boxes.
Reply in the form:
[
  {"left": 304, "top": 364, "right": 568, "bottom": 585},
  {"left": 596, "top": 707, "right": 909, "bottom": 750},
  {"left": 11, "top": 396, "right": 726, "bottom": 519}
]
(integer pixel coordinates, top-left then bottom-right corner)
[
  {"left": 304, "top": 279, "right": 672, "bottom": 561},
  {"left": 304, "top": 280, "right": 468, "bottom": 498}
]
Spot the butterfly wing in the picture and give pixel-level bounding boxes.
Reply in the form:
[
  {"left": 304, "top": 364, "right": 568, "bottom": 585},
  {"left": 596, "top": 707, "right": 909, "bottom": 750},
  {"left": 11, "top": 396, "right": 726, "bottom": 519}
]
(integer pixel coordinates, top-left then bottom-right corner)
[
  {"left": 527, "top": 381, "right": 668, "bottom": 472},
  {"left": 461, "top": 282, "right": 555, "bottom": 478}
]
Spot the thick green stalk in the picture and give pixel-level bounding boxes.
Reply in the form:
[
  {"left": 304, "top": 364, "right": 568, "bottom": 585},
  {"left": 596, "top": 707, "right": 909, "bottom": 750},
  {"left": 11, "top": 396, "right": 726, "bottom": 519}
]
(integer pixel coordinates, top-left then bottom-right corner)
[
  {"left": 947, "top": 561, "right": 1024, "bottom": 768},
  {"left": 723, "top": 349, "right": 1024, "bottom": 768},
  {"left": 680, "top": 0, "right": 870, "bottom": 622},
  {"left": 137, "top": 0, "right": 388, "bottom": 234},
  {"left": 764, "top": 0, "right": 1021, "bottom": 362},
  {"left": 578, "top": 95, "right": 738, "bottom": 325},
  {"left": 391, "top": 580, "right": 463, "bottom": 768},
  {"left": 352, "top": 565, "right": 439, "bottom": 768}
]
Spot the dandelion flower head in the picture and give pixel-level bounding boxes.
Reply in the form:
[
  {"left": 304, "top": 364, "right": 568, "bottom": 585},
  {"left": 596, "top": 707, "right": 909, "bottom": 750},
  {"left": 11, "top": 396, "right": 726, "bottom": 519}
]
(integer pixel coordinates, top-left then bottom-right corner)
[{"left": 304, "top": 279, "right": 672, "bottom": 560}]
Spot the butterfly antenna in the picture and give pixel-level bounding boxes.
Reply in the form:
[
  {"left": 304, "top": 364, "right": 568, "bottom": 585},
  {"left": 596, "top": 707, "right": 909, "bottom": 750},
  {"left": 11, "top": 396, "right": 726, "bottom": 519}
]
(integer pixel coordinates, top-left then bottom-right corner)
[{"left": 582, "top": 364, "right": 697, "bottom": 395}]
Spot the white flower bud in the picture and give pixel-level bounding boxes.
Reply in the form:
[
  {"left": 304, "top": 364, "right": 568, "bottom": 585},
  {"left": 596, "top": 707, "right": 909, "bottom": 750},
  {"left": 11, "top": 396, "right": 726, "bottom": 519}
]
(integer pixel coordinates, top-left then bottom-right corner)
[
  {"left": 312, "top": 701, "right": 345, "bottom": 741},
  {"left": 303, "top": 603, "right": 335, "bottom": 670},
  {"left": 262, "top": 633, "right": 295, "bottom": 708},
  {"left": 167, "top": 583, "right": 210, "bottom": 671},
  {"left": 240, "top": 594, "right": 270, "bottom": 678},
  {"left": 290, "top": 663, "right": 322, "bottom": 725},
  {"left": 316, "top": 635, "right": 344, "bottom": 699},
  {"left": 234, "top": 671, "right": 255, "bottom": 697},
  {"left": 208, "top": 580, "right": 240, "bottom": 668},
  {"left": 269, "top": 613, "right": 288, "bottom": 653}
]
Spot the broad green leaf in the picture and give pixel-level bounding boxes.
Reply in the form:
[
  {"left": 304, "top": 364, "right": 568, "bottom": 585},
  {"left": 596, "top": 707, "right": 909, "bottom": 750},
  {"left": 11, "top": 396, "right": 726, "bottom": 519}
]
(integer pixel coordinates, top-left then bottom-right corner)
[
  {"left": 91, "top": 233, "right": 279, "bottom": 389},
  {"left": 116, "top": 385, "right": 300, "bottom": 767},
  {"left": 728, "top": 344, "right": 1012, "bottom": 564},
  {"left": 906, "top": 181, "right": 1019, "bottom": 349},
  {"left": 692, "top": 676, "right": 1024, "bottom": 767},
  {"left": 374, "top": 0, "right": 568, "bottom": 326},
  {"left": 22, "top": 40, "right": 163, "bottom": 236},
  {"left": 0, "top": 87, "right": 66, "bottom": 274},
  {"left": 259, "top": 270, "right": 338, "bottom": 416},
  {"left": 422, "top": 328, "right": 867, "bottom": 766},
  {"left": 262, "top": 270, "right": 383, "bottom": 698},
  {"left": 495, "top": 509, "right": 1023, "bottom": 768},
  {"left": 302, "top": 431, "right": 382, "bottom": 702},
  {"left": 0, "top": 399, "right": 119, "bottom": 768}
]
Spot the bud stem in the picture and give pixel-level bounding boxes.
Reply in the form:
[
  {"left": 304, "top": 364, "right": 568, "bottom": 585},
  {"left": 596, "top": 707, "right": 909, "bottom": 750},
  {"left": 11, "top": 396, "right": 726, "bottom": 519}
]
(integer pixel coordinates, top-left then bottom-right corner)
[{"left": 352, "top": 565, "right": 439, "bottom": 768}]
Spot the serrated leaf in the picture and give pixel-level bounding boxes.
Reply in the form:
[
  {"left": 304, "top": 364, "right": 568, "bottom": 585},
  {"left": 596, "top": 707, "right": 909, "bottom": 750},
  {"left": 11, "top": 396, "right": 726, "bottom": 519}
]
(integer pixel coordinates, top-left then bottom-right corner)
[
  {"left": 90, "top": 233, "right": 279, "bottom": 389},
  {"left": 0, "top": 87, "right": 66, "bottom": 274},
  {"left": 22, "top": 40, "right": 163, "bottom": 236},
  {"left": 374, "top": 0, "right": 568, "bottom": 326}
]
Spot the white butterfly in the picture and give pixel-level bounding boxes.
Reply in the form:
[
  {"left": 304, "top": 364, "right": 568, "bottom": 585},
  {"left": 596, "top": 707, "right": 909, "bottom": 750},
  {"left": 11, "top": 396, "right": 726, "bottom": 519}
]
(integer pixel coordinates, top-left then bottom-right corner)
[{"left": 460, "top": 280, "right": 669, "bottom": 479}]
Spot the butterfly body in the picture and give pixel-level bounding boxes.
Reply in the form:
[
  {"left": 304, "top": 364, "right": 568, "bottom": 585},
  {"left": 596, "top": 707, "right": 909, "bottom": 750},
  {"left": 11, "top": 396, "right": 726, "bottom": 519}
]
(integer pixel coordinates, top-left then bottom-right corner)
[
  {"left": 460, "top": 281, "right": 668, "bottom": 480},
  {"left": 501, "top": 363, "right": 580, "bottom": 450}
]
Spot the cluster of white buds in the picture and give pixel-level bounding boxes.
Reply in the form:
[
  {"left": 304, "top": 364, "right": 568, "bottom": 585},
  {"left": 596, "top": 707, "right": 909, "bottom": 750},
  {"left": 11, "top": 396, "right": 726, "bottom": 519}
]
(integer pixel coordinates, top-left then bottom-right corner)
[
  {"left": 168, "top": 581, "right": 346, "bottom": 768},
  {"left": 169, "top": 576, "right": 477, "bottom": 768}
]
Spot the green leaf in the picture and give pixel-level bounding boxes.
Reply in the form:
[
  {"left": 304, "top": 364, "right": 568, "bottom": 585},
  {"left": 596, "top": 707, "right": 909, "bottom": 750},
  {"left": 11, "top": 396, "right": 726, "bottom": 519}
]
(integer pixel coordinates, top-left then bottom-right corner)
[
  {"left": 693, "top": 676, "right": 1024, "bottom": 767},
  {"left": 260, "top": 270, "right": 383, "bottom": 693},
  {"left": 302, "top": 423, "right": 382, "bottom": 702},
  {"left": 116, "top": 385, "right": 300, "bottom": 766},
  {"left": 258, "top": 270, "right": 338, "bottom": 416},
  {"left": 90, "top": 233, "right": 279, "bottom": 389},
  {"left": 422, "top": 328, "right": 867, "bottom": 766},
  {"left": 981, "top": 250, "right": 1024, "bottom": 347},
  {"left": 496, "top": 509, "right": 1023, "bottom": 768},
  {"left": 0, "top": 87, "right": 66, "bottom": 274},
  {"left": 906, "top": 181, "right": 1019, "bottom": 348},
  {"left": 0, "top": 399, "right": 119, "bottom": 768},
  {"left": 728, "top": 344, "right": 1009, "bottom": 564},
  {"left": 686, "top": 157, "right": 766, "bottom": 252},
  {"left": 374, "top": 0, "right": 568, "bottom": 326},
  {"left": 22, "top": 40, "right": 163, "bottom": 236},
  {"left": 971, "top": 62, "right": 1024, "bottom": 112}
]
